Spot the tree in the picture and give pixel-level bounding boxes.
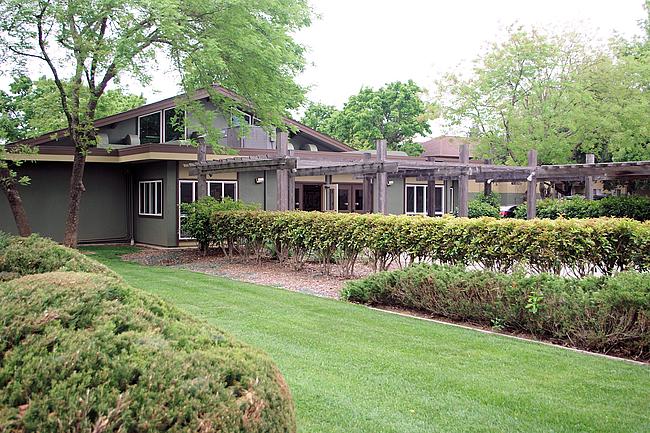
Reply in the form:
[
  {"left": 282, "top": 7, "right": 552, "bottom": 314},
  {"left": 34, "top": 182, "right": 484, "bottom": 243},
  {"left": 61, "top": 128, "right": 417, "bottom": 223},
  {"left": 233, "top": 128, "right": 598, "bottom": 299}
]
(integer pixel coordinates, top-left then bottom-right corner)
[
  {"left": 438, "top": 28, "right": 612, "bottom": 165},
  {"left": 0, "top": 75, "right": 145, "bottom": 237},
  {"left": 0, "top": 0, "right": 310, "bottom": 247},
  {"left": 301, "top": 80, "right": 434, "bottom": 156}
]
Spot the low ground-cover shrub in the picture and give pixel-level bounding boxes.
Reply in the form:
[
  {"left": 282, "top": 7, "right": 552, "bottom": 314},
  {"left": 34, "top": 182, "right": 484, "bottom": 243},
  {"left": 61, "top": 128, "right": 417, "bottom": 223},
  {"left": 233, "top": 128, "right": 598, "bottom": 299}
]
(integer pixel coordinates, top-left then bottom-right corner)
[
  {"left": 341, "top": 264, "right": 650, "bottom": 360},
  {"left": 0, "top": 234, "right": 116, "bottom": 280},
  {"left": 515, "top": 196, "right": 650, "bottom": 220},
  {"left": 208, "top": 211, "right": 650, "bottom": 276},
  {"left": 0, "top": 235, "right": 296, "bottom": 432}
]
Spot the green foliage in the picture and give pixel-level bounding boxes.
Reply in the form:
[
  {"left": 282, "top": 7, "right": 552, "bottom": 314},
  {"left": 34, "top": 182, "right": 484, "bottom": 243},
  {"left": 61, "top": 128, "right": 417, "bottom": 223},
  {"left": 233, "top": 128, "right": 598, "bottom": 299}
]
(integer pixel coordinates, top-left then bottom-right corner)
[
  {"left": 468, "top": 192, "right": 501, "bottom": 218},
  {"left": 0, "top": 75, "right": 145, "bottom": 143},
  {"left": 341, "top": 264, "right": 650, "bottom": 360},
  {"left": 201, "top": 211, "right": 650, "bottom": 276},
  {"left": 514, "top": 196, "right": 650, "bottom": 220},
  {"left": 181, "top": 197, "right": 258, "bottom": 253},
  {"left": 0, "top": 234, "right": 296, "bottom": 432},
  {"left": 438, "top": 23, "right": 650, "bottom": 164},
  {"left": 0, "top": 234, "right": 116, "bottom": 279},
  {"left": 301, "top": 80, "right": 435, "bottom": 155}
]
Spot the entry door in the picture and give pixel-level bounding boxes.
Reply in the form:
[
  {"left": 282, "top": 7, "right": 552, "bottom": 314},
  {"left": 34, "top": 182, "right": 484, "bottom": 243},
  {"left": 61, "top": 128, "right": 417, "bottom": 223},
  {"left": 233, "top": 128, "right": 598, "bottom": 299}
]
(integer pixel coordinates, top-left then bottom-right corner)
[
  {"left": 302, "top": 184, "right": 322, "bottom": 211},
  {"left": 338, "top": 185, "right": 352, "bottom": 212},
  {"left": 352, "top": 186, "right": 365, "bottom": 212}
]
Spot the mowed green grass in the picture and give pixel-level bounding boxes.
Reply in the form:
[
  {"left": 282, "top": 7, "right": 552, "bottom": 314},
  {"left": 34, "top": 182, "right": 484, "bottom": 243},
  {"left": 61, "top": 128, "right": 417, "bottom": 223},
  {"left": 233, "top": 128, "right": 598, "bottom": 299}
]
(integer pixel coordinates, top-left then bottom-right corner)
[{"left": 86, "top": 246, "right": 650, "bottom": 433}]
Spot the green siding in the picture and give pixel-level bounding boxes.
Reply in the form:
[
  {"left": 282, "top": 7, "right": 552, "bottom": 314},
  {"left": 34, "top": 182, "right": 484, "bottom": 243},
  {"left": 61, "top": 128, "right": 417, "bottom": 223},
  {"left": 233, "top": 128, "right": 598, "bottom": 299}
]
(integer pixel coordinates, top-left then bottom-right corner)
[
  {"left": 133, "top": 161, "right": 177, "bottom": 247},
  {"left": 0, "top": 162, "right": 128, "bottom": 242},
  {"left": 264, "top": 171, "right": 277, "bottom": 211}
]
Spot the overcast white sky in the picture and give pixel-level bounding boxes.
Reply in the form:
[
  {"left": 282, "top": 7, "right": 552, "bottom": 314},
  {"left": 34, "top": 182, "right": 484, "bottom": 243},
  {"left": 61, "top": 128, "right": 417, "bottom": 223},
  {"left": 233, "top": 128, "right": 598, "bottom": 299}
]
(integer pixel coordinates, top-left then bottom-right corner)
[{"left": 3, "top": 0, "right": 647, "bottom": 135}]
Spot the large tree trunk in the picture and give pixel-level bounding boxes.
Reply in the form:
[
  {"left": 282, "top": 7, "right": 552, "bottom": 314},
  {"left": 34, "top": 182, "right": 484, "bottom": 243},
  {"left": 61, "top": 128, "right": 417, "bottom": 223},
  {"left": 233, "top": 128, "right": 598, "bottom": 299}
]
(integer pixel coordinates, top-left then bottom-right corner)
[
  {"left": 0, "top": 168, "right": 31, "bottom": 237},
  {"left": 63, "top": 147, "right": 87, "bottom": 247}
]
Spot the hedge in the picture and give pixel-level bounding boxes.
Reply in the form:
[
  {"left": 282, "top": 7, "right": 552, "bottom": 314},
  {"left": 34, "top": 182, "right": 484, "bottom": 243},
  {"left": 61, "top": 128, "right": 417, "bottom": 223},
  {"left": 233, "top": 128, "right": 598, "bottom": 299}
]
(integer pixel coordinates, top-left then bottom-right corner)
[
  {"left": 0, "top": 236, "right": 296, "bottom": 433},
  {"left": 205, "top": 211, "right": 650, "bottom": 276},
  {"left": 514, "top": 196, "right": 650, "bottom": 220},
  {"left": 341, "top": 264, "right": 650, "bottom": 360}
]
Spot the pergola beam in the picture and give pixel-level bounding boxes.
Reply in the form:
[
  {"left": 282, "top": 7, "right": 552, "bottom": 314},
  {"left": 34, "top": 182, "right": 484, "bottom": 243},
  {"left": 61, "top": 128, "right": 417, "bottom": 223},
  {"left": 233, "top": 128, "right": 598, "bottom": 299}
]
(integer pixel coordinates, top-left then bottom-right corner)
[
  {"left": 293, "top": 161, "right": 398, "bottom": 177},
  {"left": 188, "top": 156, "right": 296, "bottom": 175}
]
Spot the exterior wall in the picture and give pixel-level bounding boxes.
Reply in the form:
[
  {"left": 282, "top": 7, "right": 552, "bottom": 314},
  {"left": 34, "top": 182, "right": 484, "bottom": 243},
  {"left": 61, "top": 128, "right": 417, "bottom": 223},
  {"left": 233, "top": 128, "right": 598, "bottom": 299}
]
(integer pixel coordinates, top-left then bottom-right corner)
[
  {"left": 132, "top": 161, "right": 178, "bottom": 247},
  {"left": 387, "top": 178, "right": 405, "bottom": 214},
  {"left": 0, "top": 162, "right": 128, "bottom": 242},
  {"left": 238, "top": 171, "right": 266, "bottom": 208},
  {"left": 469, "top": 180, "right": 527, "bottom": 205},
  {"left": 100, "top": 118, "right": 137, "bottom": 144},
  {"left": 265, "top": 171, "right": 278, "bottom": 210}
]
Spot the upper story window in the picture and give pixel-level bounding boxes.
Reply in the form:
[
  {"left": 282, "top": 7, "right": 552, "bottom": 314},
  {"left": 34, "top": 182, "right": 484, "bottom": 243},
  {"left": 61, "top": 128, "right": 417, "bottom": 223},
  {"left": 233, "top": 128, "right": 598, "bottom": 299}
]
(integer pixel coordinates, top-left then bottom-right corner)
[
  {"left": 231, "top": 110, "right": 260, "bottom": 127},
  {"left": 164, "top": 108, "right": 185, "bottom": 142},
  {"left": 138, "top": 112, "right": 161, "bottom": 144},
  {"left": 138, "top": 109, "right": 186, "bottom": 144}
]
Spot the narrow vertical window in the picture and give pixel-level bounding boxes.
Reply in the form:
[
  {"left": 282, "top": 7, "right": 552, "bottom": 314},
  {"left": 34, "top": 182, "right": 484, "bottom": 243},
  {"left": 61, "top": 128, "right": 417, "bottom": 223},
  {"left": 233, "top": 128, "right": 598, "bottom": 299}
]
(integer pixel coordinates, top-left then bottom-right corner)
[{"left": 138, "top": 180, "right": 163, "bottom": 216}]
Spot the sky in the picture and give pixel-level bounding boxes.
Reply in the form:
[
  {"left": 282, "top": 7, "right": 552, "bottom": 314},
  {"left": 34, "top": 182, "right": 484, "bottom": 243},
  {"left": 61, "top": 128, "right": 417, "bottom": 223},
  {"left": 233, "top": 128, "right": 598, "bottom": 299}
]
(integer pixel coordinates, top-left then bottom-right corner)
[{"left": 2, "top": 0, "right": 648, "bottom": 136}]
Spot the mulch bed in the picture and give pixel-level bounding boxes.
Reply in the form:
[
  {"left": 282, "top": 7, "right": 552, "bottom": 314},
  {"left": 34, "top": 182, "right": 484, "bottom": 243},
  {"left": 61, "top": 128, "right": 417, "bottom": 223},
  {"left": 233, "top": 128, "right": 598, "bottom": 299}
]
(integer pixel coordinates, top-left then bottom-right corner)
[{"left": 121, "top": 247, "right": 380, "bottom": 298}]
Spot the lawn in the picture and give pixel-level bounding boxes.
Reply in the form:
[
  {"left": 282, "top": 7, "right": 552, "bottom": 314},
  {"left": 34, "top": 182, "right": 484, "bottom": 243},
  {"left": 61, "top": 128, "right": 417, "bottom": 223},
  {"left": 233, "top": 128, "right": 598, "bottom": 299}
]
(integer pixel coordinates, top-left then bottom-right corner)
[{"left": 86, "top": 246, "right": 650, "bottom": 433}]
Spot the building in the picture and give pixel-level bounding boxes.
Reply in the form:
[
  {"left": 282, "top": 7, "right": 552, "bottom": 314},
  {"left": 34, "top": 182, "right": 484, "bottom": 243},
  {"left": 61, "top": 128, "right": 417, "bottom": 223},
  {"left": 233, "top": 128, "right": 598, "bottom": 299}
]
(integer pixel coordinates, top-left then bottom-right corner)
[{"left": 1, "top": 87, "right": 463, "bottom": 247}]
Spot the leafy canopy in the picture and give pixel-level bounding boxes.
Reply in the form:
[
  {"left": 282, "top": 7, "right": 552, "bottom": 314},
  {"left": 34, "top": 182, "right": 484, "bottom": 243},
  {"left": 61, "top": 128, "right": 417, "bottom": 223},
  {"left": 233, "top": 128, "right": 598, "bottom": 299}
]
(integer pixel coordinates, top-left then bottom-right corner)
[
  {"left": 301, "top": 80, "right": 434, "bottom": 156},
  {"left": 0, "top": 0, "right": 312, "bottom": 149},
  {"left": 438, "top": 16, "right": 650, "bottom": 165},
  {"left": 0, "top": 75, "right": 145, "bottom": 143}
]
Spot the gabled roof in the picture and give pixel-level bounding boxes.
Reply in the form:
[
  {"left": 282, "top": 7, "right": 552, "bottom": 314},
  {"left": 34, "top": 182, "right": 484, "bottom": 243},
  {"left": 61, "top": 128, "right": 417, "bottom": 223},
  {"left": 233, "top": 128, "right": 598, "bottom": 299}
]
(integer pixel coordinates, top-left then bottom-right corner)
[
  {"left": 13, "top": 85, "right": 355, "bottom": 152},
  {"left": 420, "top": 135, "right": 476, "bottom": 159}
]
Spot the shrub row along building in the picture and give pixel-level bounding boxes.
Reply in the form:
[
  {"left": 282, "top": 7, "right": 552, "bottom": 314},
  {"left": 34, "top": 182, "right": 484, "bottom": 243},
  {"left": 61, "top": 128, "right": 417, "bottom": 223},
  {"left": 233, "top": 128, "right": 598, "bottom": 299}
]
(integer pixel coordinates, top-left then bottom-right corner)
[{"left": 2, "top": 86, "right": 649, "bottom": 247}]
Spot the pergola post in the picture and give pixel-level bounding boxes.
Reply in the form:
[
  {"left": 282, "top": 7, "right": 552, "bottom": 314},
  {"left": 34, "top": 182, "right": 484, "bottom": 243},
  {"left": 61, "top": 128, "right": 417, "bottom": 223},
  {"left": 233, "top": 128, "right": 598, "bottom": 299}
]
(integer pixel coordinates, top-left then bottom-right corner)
[
  {"left": 458, "top": 144, "right": 469, "bottom": 217},
  {"left": 374, "top": 140, "right": 388, "bottom": 214},
  {"left": 426, "top": 178, "right": 437, "bottom": 217},
  {"left": 362, "top": 152, "right": 373, "bottom": 213},
  {"left": 527, "top": 149, "right": 538, "bottom": 219},
  {"left": 288, "top": 149, "right": 296, "bottom": 210},
  {"left": 585, "top": 153, "right": 595, "bottom": 200},
  {"left": 483, "top": 159, "right": 492, "bottom": 197},
  {"left": 197, "top": 141, "right": 208, "bottom": 199},
  {"left": 276, "top": 131, "right": 289, "bottom": 211}
]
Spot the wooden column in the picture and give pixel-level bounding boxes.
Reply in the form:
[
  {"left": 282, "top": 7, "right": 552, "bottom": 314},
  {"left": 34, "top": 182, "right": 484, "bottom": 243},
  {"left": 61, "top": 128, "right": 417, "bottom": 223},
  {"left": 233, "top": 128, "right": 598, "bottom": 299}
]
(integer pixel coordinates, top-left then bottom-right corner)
[
  {"left": 374, "top": 139, "right": 388, "bottom": 215},
  {"left": 483, "top": 159, "right": 492, "bottom": 197},
  {"left": 197, "top": 141, "right": 208, "bottom": 199},
  {"left": 362, "top": 152, "right": 372, "bottom": 213},
  {"left": 276, "top": 131, "right": 289, "bottom": 211},
  {"left": 458, "top": 144, "right": 469, "bottom": 217},
  {"left": 426, "top": 179, "right": 437, "bottom": 217},
  {"left": 288, "top": 149, "right": 296, "bottom": 210},
  {"left": 325, "top": 174, "right": 334, "bottom": 211},
  {"left": 585, "top": 153, "right": 595, "bottom": 200},
  {"left": 527, "top": 149, "right": 538, "bottom": 219}
]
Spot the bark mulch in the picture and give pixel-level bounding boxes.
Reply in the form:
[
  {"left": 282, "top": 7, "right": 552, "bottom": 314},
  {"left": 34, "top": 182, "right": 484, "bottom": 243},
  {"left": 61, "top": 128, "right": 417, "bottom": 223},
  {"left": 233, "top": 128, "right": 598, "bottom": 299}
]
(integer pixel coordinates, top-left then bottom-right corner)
[{"left": 121, "top": 247, "right": 378, "bottom": 298}]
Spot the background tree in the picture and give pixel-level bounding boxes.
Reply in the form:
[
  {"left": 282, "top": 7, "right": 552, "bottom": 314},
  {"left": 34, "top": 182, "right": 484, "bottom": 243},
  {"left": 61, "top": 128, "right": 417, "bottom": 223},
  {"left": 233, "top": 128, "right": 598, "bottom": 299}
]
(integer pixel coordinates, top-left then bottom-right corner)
[
  {"left": 0, "top": 75, "right": 145, "bottom": 237},
  {"left": 0, "top": 0, "right": 310, "bottom": 247},
  {"left": 301, "top": 80, "right": 434, "bottom": 156},
  {"left": 438, "top": 16, "right": 650, "bottom": 166}
]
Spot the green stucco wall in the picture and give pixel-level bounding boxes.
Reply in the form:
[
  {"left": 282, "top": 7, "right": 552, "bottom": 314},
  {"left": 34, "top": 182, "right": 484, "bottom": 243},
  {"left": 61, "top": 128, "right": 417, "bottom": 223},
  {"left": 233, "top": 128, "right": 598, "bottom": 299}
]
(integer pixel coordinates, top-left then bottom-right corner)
[
  {"left": 0, "top": 162, "right": 128, "bottom": 242},
  {"left": 387, "top": 178, "right": 405, "bottom": 215},
  {"left": 132, "top": 161, "right": 178, "bottom": 247},
  {"left": 238, "top": 171, "right": 266, "bottom": 209}
]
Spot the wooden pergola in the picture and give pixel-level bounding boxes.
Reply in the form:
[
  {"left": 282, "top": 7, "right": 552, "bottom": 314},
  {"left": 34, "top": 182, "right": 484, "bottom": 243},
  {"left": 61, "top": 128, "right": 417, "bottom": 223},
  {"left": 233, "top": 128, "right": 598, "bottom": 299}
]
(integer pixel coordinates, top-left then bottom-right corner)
[{"left": 187, "top": 134, "right": 650, "bottom": 219}]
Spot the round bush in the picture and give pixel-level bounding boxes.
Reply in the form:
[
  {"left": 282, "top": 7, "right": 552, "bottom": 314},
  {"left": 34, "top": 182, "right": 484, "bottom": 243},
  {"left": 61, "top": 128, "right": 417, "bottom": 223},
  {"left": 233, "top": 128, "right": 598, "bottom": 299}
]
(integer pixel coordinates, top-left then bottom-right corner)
[
  {"left": 0, "top": 272, "right": 296, "bottom": 432},
  {"left": 0, "top": 234, "right": 116, "bottom": 279}
]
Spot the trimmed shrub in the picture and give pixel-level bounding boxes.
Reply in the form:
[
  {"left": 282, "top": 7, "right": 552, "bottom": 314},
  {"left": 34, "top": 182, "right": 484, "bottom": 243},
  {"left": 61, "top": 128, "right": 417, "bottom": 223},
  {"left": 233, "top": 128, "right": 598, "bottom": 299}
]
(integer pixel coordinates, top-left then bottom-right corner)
[
  {"left": 0, "top": 234, "right": 116, "bottom": 279},
  {"left": 208, "top": 211, "right": 650, "bottom": 275},
  {"left": 515, "top": 196, "right": 650, "bottom": 220},
  {"left": 0, "top": 234, "right": 296, "bottom": 432},
  {"left": 341, "top": 264, "right": 650, "bottom": 360},
  {"left": 468, "top": 199, "right": 500, "bottom": 218},
  {"left": 181, "top": 197, "right": 258, "bottom": 253}
]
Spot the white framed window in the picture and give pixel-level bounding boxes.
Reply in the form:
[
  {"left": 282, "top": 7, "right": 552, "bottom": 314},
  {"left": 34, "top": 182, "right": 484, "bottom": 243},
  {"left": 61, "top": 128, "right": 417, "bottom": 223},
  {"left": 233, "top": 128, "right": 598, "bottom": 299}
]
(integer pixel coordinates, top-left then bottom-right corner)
[
  {"left": 178, "top": 180, "right": 238, "bottom": 240},
  {"left": 405, "top": 184, "right": 445, "bottom": 216},
  {"left": 138, "top": 109, "right": 187, "bottom": 144},
  {"left": 139, "top": 180, "right": 163, "bottom": 216}
]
